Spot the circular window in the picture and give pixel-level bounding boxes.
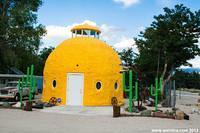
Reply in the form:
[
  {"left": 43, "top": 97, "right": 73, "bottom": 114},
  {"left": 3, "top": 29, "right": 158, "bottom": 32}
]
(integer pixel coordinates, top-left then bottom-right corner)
[
  {"left": 52, "top": 80, "right": 56, "bottom": 88},
  {"left": 114, "top": 82, "right": 118, "bottom": 90},
  {"left": 96, "top": 82, "right": 101, "bottom": 90}
]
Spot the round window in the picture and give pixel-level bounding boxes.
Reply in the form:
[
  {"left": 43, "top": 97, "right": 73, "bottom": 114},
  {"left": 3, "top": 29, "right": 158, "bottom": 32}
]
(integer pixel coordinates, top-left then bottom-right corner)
[
  {"left": 96, "top": 82, "right": 101, "bottom": 90},
  {"left": 52, "top": 80, "right": 56, "bottom": 88},
  {"left": 114, "top": 82, "right": 118, "bottom": 90}
]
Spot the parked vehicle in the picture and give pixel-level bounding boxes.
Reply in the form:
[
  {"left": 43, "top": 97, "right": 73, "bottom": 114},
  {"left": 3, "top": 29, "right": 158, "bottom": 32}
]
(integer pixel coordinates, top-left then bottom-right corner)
[{"left": 0, "top": 81, "right": 36, "bottom": 101}]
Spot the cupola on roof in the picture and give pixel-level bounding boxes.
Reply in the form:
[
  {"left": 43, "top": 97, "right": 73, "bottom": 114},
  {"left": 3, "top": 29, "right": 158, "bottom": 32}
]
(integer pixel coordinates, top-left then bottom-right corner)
[{"left": 71, "top": 24, "right": 101, "bottom": 33}]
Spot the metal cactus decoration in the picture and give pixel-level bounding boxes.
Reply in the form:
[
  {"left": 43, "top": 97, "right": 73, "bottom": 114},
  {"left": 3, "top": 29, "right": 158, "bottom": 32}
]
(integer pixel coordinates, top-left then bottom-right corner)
[
  {"left": 122, "top": 70, "right": 138, "bottom": 112},
  {"left": 18, "top": 64, "right": 37, "bottom": 108},
  {"left": 150, "top": 76, "right": 163, "bottom": 111}
]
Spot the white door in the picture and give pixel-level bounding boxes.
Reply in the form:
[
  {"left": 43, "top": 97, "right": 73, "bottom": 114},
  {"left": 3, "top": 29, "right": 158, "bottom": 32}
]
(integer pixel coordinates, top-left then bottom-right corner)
[{"left": 66, "top": 73, "right": 84, "bottom": 106}]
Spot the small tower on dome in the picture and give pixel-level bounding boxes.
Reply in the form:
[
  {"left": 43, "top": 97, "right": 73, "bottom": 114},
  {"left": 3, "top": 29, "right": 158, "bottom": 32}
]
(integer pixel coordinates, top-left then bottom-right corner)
[{"left": 71, "top": 24, "right": 101, "bottom": 39}]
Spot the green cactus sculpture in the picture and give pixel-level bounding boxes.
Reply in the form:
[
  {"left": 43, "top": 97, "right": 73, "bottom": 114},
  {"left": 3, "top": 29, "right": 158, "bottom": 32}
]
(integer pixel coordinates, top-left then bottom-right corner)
[
  {"left": 17, "top": 64, "right": 37, "bottom": 108},
  {"left": 150, "top": 77, "right": 163, "bottom": 111},
  {"left": 122, "top": 70, "right": 138, "bottom": 112}
]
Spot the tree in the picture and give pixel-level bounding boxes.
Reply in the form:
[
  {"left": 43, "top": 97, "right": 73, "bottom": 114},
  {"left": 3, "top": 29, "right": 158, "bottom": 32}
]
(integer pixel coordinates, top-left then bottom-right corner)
[
  {"left": 135, "top": 4, "right": 200, "bottom": 92},
  {"left": 39, "top": 47, "right": 54, "bottom": 62},
  {"left": 38, "top": 46, "right": 54, "bottom": 73},
  {"left": 118, "top": 48, "right": 137, "bottom": 68},
  {"left": 174, "top": 70, "right": 200, "bottom": 89},
  {"left": 0, "top": 0, "right": 46, "bottom": 74}
]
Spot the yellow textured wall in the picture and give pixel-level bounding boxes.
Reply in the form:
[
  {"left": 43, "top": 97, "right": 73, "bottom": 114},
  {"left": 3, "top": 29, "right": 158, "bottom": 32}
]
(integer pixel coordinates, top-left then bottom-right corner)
[{"left": 42, "top": 37, "right": 123, "bottom": 106}]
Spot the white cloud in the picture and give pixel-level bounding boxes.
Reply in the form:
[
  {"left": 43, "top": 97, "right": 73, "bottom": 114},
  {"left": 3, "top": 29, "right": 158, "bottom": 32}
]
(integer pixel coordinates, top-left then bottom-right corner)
[
  {"left": 189, "top": 56, "right": 200, "bottom": 68},
  {"left": 180, "top": 38, "right": 199, "bottom": 68},
  {"left": 100, "top": 24, "right": 124, "bottom": 42},
  {"left": 41, "top": 20, "right": 98, "bottom": 48},
  {"left": 82, "top": 20, "right": 97, "bottom": 26},
  {"left": 45, "top": 26, "right": 69, "bottom": 38},
  {"left": 113, "top": 0, "right": 139, "bottom": 7},
  {"left": 45, "top": 20, "right": 97, "bottom": 39},
  {"left": 180, "top": 39, "right": 200, "bottom": 69},
  {"left": 181, "top": 56, "right": 200, "bottom": 69},
  {"left": 114, "top": 37, "right": 134, "bottom": 48},
  {"left": 41, "top": 20, "right": 137, "bottom": 55},
  {"left": 113, "top": 37, "right": 138, "bottom": 53},
  {"left": 41, "top": 20, "right": 125, "bottom": 48}
]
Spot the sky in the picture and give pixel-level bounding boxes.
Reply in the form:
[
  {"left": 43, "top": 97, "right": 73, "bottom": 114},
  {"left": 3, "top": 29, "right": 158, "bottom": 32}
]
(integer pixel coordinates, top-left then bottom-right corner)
[{"left": 38, "top": 0, "right": 200, "bottom": 68}]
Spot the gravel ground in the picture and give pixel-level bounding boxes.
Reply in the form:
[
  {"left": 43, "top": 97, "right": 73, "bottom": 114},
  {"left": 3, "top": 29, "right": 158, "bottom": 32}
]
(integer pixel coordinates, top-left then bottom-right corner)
[{"left": 0, "top": 91, "right": 199, "bottom": 133}]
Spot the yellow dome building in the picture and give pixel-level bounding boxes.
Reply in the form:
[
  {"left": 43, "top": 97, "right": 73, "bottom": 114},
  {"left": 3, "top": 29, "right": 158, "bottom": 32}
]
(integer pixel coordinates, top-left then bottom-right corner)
[{"left": 42, "top": 24, "right": 123, "bottom": 106}]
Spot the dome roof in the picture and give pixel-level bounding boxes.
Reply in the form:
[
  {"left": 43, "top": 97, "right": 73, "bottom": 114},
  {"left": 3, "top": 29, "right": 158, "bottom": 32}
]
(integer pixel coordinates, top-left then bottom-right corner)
[
  {"left": 71, "top": 24, "right": 101, "bottom": 33},
  {"left": 44, "top": 37, "right": 120, "bottom": 74},
  {"left": 42, "top": 37, "right": 123, "bottom": 106}
]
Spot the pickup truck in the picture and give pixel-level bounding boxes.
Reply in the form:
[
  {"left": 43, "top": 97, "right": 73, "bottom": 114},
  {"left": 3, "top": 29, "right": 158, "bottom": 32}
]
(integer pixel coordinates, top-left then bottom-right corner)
[{"left": 0, "top": 81, "right": 36, "bottom": 101}]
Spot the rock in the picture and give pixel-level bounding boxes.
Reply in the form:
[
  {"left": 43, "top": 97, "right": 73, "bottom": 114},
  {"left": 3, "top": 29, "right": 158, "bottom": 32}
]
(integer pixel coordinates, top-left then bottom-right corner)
[
  {"left": 192, "top": 108, "right": 197, "bottom": 113},
  {"left": 191, "top": 108, "right": 200, "bottom": 115},
  {"left": 176, "top": 110, "right": 184, "bottom": 120},
  {"left": 133, "top": 107, "right": 139, "bottom": 113},
  {"left": 12, "top": 102, "right": 21, "bottom": 108},
  {"left": 145, "top": 100, "right": 151, "bottom": 105},
  {"left": 164, "top": 110, "right": 175, "bottom": 116},
  {"left": 146, "top": 98, "right": 154, "bottom": 106}
]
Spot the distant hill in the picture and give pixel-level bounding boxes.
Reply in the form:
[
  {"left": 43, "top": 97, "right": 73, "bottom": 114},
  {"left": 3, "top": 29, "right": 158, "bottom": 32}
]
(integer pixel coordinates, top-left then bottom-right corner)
[{"left": 181, "top": 68, "right": 200, "bottom": 73}]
